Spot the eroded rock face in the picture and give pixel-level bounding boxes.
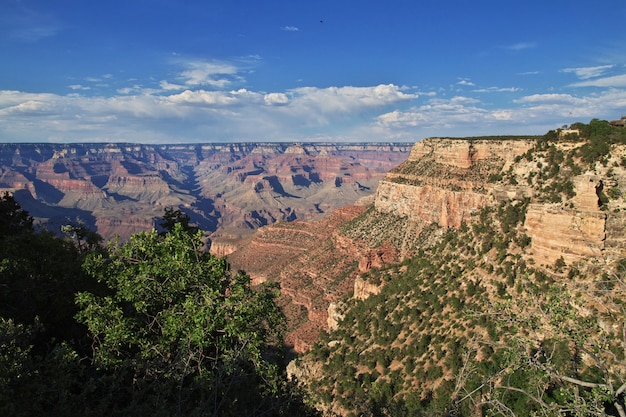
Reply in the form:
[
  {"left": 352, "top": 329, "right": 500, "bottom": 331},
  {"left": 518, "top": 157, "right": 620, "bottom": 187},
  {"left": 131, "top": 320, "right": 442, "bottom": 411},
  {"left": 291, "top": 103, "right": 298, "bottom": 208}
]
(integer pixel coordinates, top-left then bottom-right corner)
[
  {"left": 525, "top": 205, "right": 606, "bottom": 266},
  {"left": 353, "top": 277, "right": 382, "bottom": 300},
  {"left": 375, "top": 138, "right": 626, "bottom": 267},
  {"left": 375, "top": 181, "right": 492, "bottom": 229},
  {"left": 233, "top": 137, "right": 626, "bottom": 355},
  {"left": 407, "top": 137, "right": 534, "bottom": 168},
  {"left": 226, "top": 205, "right": 376, "bottom": 353},
  {"left": 523, "top": 173, "right": 606, "bottom": 266},
  {"left": 0, "top": 142, "right": 411, "bottom": 241},
  {"left": 373, "top": 138, "right": 535, "bottom": 249}
]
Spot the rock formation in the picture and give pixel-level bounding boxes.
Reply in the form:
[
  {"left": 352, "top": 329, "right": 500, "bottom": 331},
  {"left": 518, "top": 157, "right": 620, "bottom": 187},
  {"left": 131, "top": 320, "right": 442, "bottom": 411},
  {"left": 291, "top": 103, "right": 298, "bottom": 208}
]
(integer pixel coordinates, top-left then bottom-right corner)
[
  {"left": 229, "top": 134, "right": 626, "bottom": 353},
  {"left": 0, "top": 142, "right": 411, "bottom": 242},
  {"left": 375, "top": 137, "right": 626, "bottom": 266}
]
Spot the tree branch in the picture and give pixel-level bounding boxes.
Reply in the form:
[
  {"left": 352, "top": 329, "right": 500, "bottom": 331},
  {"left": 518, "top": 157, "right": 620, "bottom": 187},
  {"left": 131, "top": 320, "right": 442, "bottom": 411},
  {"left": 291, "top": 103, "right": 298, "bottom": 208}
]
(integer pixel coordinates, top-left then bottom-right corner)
[
  {"left": 494, "top": 385, "right": 552, "bottom": 410},
  {"left": 555, "top": 374, "right": 609, "bottom": 390}
]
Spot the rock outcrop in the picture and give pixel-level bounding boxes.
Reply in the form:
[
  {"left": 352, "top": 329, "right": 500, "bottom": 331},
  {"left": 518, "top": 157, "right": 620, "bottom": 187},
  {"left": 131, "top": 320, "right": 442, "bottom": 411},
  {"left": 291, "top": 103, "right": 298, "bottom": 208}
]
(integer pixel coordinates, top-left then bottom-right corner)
[
  {"left": 373, "top": 137, "right": 626, "bottom": 266},
  {"left": 227, "top": 205, "right": 375, "bottom": 352},
  {"left": 373, "top": 138, "right": 535, "bottom": 253}
]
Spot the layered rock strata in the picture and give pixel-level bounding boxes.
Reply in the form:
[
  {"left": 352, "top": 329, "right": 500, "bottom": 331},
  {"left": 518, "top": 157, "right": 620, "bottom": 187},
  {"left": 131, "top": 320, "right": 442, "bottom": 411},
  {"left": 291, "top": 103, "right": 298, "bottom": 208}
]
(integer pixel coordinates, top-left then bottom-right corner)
[
  {"left": 232, "top": 136, "right": 626, "bottom": 354},
  {"left": 0, "top": 142, "right": 411, "bottom": 241},
  {"left": 374, "top": 138, "right": 626, "bottom": 266}
]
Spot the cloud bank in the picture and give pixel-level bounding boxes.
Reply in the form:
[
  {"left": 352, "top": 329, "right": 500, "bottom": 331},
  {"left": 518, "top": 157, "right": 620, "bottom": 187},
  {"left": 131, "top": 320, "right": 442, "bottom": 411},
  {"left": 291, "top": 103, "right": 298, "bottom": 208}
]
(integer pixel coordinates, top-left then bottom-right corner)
[{"left": 1, "top": 59, "right": 625, "bottom": 143}]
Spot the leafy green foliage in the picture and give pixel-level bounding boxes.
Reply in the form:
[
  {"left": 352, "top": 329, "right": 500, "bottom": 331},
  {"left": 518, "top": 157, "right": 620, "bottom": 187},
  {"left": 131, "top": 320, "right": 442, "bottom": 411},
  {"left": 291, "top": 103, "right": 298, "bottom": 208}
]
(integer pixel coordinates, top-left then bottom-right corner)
[
  {"left": 0, "top": 200, "right": 316, "bottom": 416},
  {"left": 158, "top": 207, "right": 199, "bottom": 235},
  {"left": 0, "top": 193, "right": 100, "bottom": 347},
  {"left": 574, "top": 119, "right": 626, "bottom": 165},
  {"left": 0, "top": 191, "right": 33, "bottom": 235},
  {"left": 61, "top": 222, "right": 104, "bottom": 252},
  {"left": 0, "top": 318, "right": 91, "bottom": 417},
  {"left": 76, "top": 223, "right": 313, "bottom": 416}
]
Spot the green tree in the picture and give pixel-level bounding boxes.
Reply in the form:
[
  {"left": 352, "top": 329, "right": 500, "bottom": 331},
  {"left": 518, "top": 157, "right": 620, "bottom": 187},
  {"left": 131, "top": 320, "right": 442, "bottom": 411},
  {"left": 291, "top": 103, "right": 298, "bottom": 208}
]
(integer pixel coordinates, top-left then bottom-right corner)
[
  {"left": 0, "top": 196, "right": 102, "bottom": 416},
  {"left": 76, "top": 223, "right": 311, "bottom": 416},
  {"left": 456, "top": 273, "right": 626, "bottom": 417},
  {"left": 0, "top": 193, "right": 99, "bottom": 347},
  {"left": 61, "top": 222, "right": 103, "bottom": 252},
  {"left": 159, "top": 207, "right": 199, "bottom": 235},
  {"left": 0, "top": 192, "right": 33, "bottom": 235},
  {"left": 0, "top": 318, "right": 92, "bottom": 417}
]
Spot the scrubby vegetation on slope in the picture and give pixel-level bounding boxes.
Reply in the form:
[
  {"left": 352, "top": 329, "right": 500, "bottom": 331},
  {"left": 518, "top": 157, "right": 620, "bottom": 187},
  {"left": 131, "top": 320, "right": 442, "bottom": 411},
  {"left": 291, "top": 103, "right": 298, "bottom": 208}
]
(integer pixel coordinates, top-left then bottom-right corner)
[{"left": 296, "top": 119, "right": 626, "bottom": 416}]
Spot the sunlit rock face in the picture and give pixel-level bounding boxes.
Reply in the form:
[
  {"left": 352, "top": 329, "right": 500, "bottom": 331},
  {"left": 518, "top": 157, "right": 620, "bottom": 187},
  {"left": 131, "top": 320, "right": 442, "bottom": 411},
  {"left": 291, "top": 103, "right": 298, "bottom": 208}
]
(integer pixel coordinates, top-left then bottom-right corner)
[
  {"left": 376, "top": 137, "right": 626, "bottom": 266},
  {"left": 374, "top": 138, "right": 535, "bottom": 253},
  {"left": 226, "top": 136, "right": 626, "bottom": 354}
]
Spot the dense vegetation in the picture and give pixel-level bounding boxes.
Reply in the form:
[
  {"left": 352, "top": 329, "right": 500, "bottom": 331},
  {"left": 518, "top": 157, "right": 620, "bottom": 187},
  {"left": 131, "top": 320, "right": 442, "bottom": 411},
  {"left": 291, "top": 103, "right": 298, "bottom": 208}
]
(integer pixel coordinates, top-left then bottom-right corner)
[
  {"left": 0, "top": 194, "right": 316, "bottom": 416},
  {"left": 299, "top": 119, "right": 626, "bottom": 416}
]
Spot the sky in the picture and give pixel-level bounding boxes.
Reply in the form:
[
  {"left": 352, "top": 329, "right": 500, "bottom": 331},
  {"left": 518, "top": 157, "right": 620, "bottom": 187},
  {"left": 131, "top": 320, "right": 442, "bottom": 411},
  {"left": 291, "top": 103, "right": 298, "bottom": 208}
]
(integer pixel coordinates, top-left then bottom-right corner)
[{"left": 1, "top": 0, "right": 626, "bottom": 144}]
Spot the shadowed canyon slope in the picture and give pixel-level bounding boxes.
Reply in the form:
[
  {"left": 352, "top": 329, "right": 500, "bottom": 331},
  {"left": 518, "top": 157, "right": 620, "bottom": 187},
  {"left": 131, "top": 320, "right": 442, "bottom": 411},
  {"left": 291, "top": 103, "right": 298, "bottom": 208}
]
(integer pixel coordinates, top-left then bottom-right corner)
[{"left": 0, "top": 142, "right": 411, "bottom": 241}]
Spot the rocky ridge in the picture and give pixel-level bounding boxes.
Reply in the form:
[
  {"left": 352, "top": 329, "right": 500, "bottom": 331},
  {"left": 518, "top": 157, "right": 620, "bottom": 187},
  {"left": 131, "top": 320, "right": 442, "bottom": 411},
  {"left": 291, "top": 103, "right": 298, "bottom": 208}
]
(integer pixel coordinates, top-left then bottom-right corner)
[{"left": 368, "top": 136, "right": 626, "bottom": 265}]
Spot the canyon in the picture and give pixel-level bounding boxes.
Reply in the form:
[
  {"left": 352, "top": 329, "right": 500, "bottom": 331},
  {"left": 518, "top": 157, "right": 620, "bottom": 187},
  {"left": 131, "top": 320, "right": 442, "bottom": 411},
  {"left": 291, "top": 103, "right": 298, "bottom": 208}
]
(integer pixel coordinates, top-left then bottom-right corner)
[
  {"left": 226, "top": 135, "right": 626, "bottom": 353},
  {"left": 0, "top": 142, "right": 411, "bottom": 242},
  {"left": 3, "top": 134, "right": 625, "bottom": 358},
  {"left": 6, "top": 126, "right": 626, "bottom": 415}
]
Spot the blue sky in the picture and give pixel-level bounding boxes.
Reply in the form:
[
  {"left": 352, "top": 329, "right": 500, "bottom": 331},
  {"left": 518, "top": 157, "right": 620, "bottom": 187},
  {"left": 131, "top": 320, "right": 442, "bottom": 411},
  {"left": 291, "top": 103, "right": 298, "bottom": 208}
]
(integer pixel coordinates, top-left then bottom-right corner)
[{"left": 1, "top": 0, "right": 626, "bottom": 143}]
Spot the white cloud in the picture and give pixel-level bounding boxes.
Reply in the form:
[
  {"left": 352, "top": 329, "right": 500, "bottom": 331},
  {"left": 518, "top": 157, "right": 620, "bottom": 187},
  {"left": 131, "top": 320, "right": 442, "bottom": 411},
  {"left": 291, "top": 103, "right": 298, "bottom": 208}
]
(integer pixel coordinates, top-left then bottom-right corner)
[
  {"left": 515, "top": 93, "right": 585, "bottom": 105},
  {"left": 570, "top": 74, "right": 626, "bottom": 88},
  {"left": 0, "top": 84, "right": 419, "bottom": 142},
  {"left": 562, "top": 65, "right": 613, "bottom": 80},
  {"left": 376, "top": 96, "right": 487, "bottom": 129},
  {"left": 177, "top": 60, "right": 243, "bottom": 88},
  {"left": 473, "top": 87, "right": 521, "bottom": 93},
  {"left": 117, "top": 85, "right": 143, "bottom": 95},
  {"left": 376, "top": 109, "right": 428, "bottom": 127},
  {"left": 491, "top": 110, "right": 514, "bottom": 121},
  {"left": 374, "top": 89, "right": 626, "bottom": 138},
  {"left": 68, "top": 84, "right": 91, "bottom": 91},
  {"left": 264, "top": 93, "right": 290, "bottom": 105},
  {"left": 282, "top": 26, "right": 299, "bottom": 32},
  {"left": 165, "top": 90, "right": 244, "bottom": 107},
  {"left": 159, "top": 80, "right": 186, "bottom": 91},
  {"left": 288, "top": 84, "right": 417, "bottom": 113},
  {"left": 457, "top": 79, "right": 475, "bottom": 87},
  {"left": 0, "top": 100, "right": 55, "bottom": 115},
  {"left": 2, "top": 83, "right": 626, "bottom": 143}
]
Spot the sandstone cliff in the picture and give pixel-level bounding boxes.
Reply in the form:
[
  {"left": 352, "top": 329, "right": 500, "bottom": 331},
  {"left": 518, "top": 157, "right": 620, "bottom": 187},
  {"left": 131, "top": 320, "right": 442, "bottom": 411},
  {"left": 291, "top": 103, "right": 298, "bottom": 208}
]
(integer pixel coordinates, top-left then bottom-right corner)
[
  {"left": 371, "top": 137, "right": 626, "bottom": 266},
  {"left": 374, "top": 138, "right": 533, "bottom": 242}
]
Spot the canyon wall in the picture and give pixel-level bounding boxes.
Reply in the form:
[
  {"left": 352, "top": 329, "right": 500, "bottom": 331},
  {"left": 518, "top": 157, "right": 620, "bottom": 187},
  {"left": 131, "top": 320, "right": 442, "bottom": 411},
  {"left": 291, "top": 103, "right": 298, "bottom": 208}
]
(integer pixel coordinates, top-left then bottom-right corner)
[
  {"left": 373, "top": 138, "right": 534, "bottom": 254},
  {"left": 373, "top": 137, "right": 626, "bottom": 266},
  {"left": 231, "top": 136, "right": 626, "bottom": 353},
  {"left": 0, "top": 142, "right": 411, "bottom": 242}
]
